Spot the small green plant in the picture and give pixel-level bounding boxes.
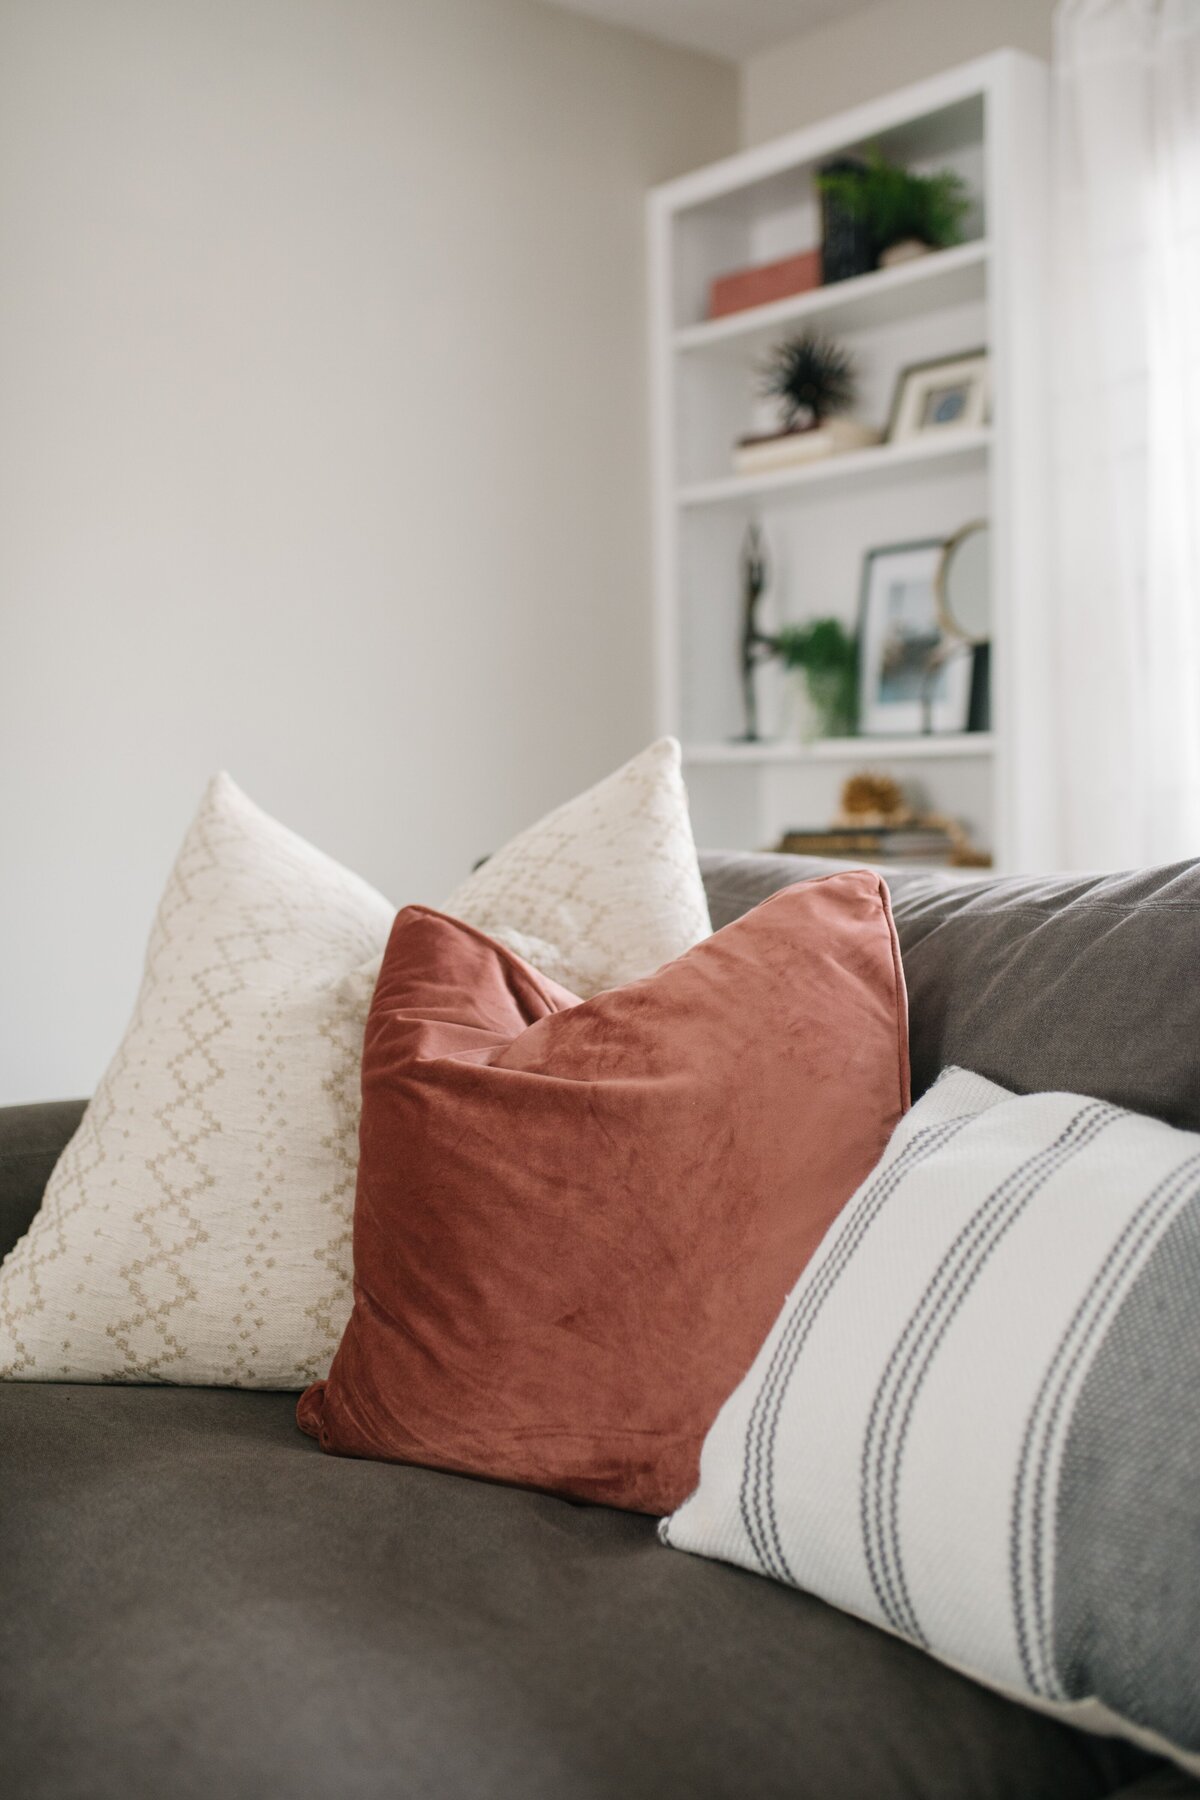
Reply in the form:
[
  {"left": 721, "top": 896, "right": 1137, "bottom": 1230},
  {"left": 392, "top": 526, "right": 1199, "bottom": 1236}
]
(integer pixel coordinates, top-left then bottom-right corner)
[
  {"left": 817, "top": 151, "right": 970, "bottom": 253},
  {"left": 761, "top": 331, "right": 856, "bottom": 432},
  {"left": 774, "top": 617, "right": 858, "bottom": 738}
]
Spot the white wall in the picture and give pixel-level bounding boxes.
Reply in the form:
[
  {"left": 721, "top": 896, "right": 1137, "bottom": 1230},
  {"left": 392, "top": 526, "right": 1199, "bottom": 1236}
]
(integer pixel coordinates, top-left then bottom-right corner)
[
  {"left": 742, "top": 0, "right": 1053, "bottom": 142},
  {"left": 0, "top": 0, "right": 735, "bottom": 1103}
]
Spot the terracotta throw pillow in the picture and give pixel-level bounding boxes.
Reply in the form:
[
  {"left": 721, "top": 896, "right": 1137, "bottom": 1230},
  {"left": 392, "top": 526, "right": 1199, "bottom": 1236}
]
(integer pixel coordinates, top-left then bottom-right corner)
[{"left": 299, "top": 872, "right": 910, "bottom": 1514}]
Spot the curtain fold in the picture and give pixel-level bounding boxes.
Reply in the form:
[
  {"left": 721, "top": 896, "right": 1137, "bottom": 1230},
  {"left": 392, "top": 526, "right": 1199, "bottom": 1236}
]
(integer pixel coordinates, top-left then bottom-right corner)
[{"left": 1052, "top": 0, "right": 1200, "bottom": 867}]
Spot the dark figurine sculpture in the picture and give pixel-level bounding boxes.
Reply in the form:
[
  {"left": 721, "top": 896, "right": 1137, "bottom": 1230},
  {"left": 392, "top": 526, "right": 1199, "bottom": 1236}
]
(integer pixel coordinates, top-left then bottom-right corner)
[{"left": 737, "top": 522, "right": 777, "bottom": 742}]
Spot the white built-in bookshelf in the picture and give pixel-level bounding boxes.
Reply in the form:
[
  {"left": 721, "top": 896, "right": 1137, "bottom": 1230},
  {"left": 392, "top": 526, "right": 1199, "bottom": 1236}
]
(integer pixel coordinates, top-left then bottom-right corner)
[{"left": 648, "top": 51, "right": 1053, "bottom": 869}]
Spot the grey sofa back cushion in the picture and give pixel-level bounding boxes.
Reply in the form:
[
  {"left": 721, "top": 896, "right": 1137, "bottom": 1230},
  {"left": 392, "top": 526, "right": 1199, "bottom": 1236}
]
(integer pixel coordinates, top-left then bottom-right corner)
[
  {"left": 0, "top": 1100, "right": 86, "bottom": 1264},
  {"left": 700, "top": 851, "right": 1200, "bottom": 1132}
]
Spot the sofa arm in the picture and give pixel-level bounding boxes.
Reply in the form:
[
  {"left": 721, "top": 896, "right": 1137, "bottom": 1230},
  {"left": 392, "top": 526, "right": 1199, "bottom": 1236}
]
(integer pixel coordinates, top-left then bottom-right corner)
[{"left": 0, "top": 1100, "right": 87, "bottom": 1263}]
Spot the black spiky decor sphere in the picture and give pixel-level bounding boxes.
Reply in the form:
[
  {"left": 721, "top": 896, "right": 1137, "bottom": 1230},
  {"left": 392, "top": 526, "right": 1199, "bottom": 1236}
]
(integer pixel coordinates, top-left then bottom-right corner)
[{"left": 761, "top": 331, "right": 857, "bottom": 431}]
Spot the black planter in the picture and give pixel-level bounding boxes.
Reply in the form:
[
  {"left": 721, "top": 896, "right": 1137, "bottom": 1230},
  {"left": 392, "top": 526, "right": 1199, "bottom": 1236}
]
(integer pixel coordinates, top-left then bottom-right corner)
[{"left": 819, "top": 157, "right": 876, "bottom": 285}]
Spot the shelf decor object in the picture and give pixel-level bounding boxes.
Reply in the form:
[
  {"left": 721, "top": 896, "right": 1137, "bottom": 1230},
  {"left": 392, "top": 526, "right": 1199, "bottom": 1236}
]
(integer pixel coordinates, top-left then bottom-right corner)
[
  {"left": 737, "top": 522, "right": 773, "bottom": 743},
  {"left": 773, "top": 773, "right": 993, "bottom": 869},
  {"left": 816, "top": 149, "right": 971, "bottom": 270},
  {"left": 936, "top": 519, "right": 992, "bottom": 733},
  {"left": 648, "top": 50, "right": 1052, "bottom": 870},
  {"left": 732, "top": 418, "right": 881, "bottom": 477},
  {"left": 774, "top": 618, "right": 859, "bottom": 742},
  {"left": 761, "top": 329, "right": 857, "bottom": 431},
  {"left": 708, "top": 246, "right": 821, "bottom": 320},
  {"left": 735, "top": 327, "right": 880, "bottom": 476},
  {"left": 857, "top": 538, "right": 972, "bottom": 737},
  {"left": 818, "top": 155, "right": 875, "bottom": 284},
  {"left": 887, "top": 348, "right": 990, "bottom": 442}
]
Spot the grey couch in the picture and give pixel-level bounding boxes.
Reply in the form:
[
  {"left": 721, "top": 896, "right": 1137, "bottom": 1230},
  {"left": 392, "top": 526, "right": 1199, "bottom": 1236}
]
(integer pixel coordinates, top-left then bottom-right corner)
[{"left": 4, "top": 849, "right": 1200, "bottom": 1800}]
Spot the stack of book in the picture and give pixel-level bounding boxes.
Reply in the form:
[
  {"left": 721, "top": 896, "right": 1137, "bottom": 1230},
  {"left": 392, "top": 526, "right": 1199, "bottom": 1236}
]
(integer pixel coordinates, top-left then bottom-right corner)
[
  {"left": 708, "top": 247, "right": 821, "bottom": 320},
  {"left": 774, "top": 824, "right": 974, "bottom": 866},
  {"left": 734, "top": 418, "right": 881, "bottom": 477}
]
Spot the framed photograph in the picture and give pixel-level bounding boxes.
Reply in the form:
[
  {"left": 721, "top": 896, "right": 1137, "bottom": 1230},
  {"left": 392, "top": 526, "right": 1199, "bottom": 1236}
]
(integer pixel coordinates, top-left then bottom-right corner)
[
  {"left": 857, "top": 538, "right": 973, "bottom": 736},
  {"left": 886, "top": 349, "right": 989, "bottom": 443}
]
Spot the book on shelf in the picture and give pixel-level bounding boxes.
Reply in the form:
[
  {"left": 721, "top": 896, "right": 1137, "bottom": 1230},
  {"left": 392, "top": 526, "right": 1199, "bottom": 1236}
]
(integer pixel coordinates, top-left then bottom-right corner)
[
  {"left": 773, "top": 825, "right": 962, "bottom": 863},
  {"left": 708, "top": 247, "right": 821, "bottom": 320},
  {"left": 733, "top": 418, "right": 881, "bottom": 477}
]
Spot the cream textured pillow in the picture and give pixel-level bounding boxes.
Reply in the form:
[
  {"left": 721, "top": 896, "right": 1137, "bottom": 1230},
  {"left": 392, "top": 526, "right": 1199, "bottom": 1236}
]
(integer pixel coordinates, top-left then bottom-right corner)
[
  {"left": 0, "top": 775, "right": 394, "bottom": 1386},
  {"left": 444, "top": 737, "right": 710, "bottom": 997},
  {"left": 1, "top": 743, "right": 709, "bottom": 1388}
]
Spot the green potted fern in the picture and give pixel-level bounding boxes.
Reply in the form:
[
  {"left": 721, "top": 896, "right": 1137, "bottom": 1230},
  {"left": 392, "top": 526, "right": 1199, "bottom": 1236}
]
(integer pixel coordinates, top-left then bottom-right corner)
[
  {"left": 774, "top": 618, "right": 858, "bottom": 741},
  {"left": 816, "top": 151, "right": 971, "bottom": 269}
]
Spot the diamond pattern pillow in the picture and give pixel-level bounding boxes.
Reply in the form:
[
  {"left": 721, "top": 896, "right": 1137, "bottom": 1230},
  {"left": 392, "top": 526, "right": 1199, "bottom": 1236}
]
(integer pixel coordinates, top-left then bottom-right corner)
[
  {"left": 0, "top": 775, "right": 394, "bottom": 1385},
  {"left": 0, "top": 742, "right": 710, "bottom": 1386},
  {"left": 444, "top": 737, "right": 710, "bottom": 997}
]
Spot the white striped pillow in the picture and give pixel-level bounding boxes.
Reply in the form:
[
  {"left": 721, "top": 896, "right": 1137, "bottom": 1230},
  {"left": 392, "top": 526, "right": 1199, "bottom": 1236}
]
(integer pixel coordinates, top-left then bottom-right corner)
[{"left": 663, "top": 1067, "right": 1200, "bottom": 1776}]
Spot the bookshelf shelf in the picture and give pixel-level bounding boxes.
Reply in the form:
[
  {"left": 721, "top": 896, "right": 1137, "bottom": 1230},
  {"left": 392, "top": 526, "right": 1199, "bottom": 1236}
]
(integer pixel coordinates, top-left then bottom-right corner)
[
  {"left": 677, "top": 429, "right": 991, "bottom": 510},
  {"left": 674, "top": 240, "right": 989, "bottom": 359},
  {"left": 684, "top": 734, "right": 995, "bottom": 765}
]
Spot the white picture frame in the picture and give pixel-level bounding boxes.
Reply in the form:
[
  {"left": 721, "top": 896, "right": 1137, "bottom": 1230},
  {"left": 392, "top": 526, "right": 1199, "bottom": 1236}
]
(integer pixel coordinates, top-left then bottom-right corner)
[
  {"left": 887, "top": 349, "right": 990, "bottom": 443},
  {"left": 857, "top": 538, "right": 974, "bottom": 736}
]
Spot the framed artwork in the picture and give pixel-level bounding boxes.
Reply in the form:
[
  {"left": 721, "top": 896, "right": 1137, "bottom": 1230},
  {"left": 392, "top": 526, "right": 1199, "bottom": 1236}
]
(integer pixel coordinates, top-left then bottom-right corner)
[
  {"left": 887, "top": 349, "right": 990, "bottom": 443},
  {"left": 857, "top": 538, "right": 974, "bottom": 736}
]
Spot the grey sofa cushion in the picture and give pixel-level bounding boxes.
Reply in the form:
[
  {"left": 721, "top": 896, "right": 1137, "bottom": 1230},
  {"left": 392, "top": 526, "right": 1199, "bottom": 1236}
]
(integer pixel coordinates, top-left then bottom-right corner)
[
  {"left": 700, "top": 852, "right": 1200, "bottom": 1132},
  {"left": 0, "top": 1099, "right": 86, "bottom": 1262},
  {"left": 0, "top": 1382, "right": 1156, "bottom": 1800},
  {"left": 1116, "top": 1776, "right": 1200, "bottom": 1799}
]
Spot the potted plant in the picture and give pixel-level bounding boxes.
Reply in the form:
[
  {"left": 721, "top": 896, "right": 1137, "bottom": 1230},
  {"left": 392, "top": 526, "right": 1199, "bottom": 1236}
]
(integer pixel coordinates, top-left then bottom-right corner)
[
  {"left": 774, "top": 617, "right": 858, "bottom": 740},
  {"left": 760, "top": 331, "right": 857, "bottom": 432},
  {"left": 816, "top": 152, "right": 970, "bottom": 268},
  {"left": 736, "top": 331, "right": 878, "bottom": 471},
  {"left": 818, "top": 154, "right": 875, "bottom": 284}
]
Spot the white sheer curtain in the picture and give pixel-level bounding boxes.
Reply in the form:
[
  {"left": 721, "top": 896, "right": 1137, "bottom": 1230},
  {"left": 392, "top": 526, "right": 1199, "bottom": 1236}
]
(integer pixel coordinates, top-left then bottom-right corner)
[{"left": 1052, "top": 0, "right": 1200, "bottom": 868}]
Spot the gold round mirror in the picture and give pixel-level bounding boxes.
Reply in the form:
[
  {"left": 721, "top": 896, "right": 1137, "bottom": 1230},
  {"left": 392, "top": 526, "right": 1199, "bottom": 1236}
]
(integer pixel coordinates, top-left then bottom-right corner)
[{"left": 936, "top": 520, "right": 991, "bottom": 645}]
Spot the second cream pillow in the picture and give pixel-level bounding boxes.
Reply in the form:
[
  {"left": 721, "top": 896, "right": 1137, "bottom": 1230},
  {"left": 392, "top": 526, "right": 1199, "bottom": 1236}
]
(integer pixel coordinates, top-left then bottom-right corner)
[{"left": 444, "top": 736, "right": 710, "bottom": 997}]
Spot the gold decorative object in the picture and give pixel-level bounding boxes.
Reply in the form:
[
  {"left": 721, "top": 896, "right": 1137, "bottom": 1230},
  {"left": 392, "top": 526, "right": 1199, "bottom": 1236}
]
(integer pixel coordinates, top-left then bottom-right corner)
[
  {"left": 837, "top": 772, "right": 911, "bottom": 828},
  {"left": 774, "top": 770, "right": 993, "bottom": 869}
]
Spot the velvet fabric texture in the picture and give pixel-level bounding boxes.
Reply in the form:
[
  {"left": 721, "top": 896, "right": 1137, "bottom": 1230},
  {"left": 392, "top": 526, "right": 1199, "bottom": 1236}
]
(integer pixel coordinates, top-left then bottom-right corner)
[{"left": 299, "top": 873, "right": 910, "bottom": 1514}]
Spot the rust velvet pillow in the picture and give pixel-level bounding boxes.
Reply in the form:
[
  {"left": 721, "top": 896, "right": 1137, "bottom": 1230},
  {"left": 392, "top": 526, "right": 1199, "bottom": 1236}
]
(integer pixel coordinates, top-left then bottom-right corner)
[{"left": 298, "top": 873, "right": 910, "bottom": 1514}]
